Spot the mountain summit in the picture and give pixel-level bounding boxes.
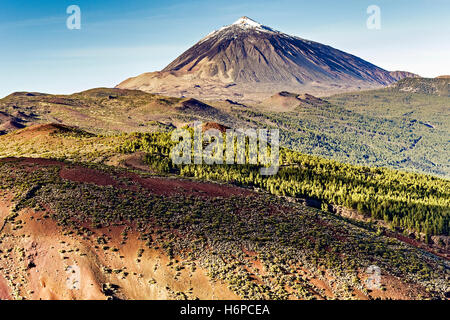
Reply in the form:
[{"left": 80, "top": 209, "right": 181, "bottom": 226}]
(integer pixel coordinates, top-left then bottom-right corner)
[
  {"left": 230, "top": 16, "right": 272, "bottom": 30},
  {"left": 117, "top": 17, "right": 414, "bottom": 101}
]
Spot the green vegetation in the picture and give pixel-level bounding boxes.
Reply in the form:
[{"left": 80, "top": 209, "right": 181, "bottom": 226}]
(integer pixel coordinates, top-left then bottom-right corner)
[
  {"left": 119, "top": 131, "right": 450, "bottom": 236},
  {"left": 326, "top": 81, "right": 449, "bottom": 177},
  {"left": 388, "top": 77, "right": 449, "bottom": 96},
  {"left": 249, "top": 93, "right": 449, "bottom": 177}
]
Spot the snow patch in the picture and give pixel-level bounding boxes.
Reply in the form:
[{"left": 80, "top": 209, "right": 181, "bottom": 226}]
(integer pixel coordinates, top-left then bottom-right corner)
[
  {"left": 197, "top": 16, "right": 278, "bottom": 44},
  {"left": 233, "top": 16, "right": 263, "bottom": 28}
]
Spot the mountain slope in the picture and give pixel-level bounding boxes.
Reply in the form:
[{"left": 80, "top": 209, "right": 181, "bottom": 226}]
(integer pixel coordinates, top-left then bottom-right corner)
[
  {"left": 163, "top": 17, "right": 394, "bottom": 85},
  {"left": 0, "top": 152, "right": 448, "bottom": 299},
  {"left": 117, "top": 17, "right": 409, "bottom": 101}
]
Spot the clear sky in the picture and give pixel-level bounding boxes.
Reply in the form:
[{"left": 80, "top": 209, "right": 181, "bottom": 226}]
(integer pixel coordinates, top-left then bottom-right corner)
[{"left": 1, "top": 0, "right": 449, "bottom": 97}]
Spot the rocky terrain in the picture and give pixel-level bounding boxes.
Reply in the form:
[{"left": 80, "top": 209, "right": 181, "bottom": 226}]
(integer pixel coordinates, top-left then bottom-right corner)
[
  {"left": 0, "top": 120, "right": 447, "bottom": 300},
  {"left": 0, "top": 160, "right": 447, "bottom": 300}
]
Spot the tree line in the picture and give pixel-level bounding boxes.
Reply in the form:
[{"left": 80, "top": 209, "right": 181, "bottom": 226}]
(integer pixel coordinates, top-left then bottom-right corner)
[{"left": 118, "top": 131, "right": 450, "bottom": 237}]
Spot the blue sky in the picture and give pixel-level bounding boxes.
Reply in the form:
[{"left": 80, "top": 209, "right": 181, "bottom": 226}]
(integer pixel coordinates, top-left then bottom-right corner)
[{"left": 1, "top": 0, "right": 449, "bottom": 97}]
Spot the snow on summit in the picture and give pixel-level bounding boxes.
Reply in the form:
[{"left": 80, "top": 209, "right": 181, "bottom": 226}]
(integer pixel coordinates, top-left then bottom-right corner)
[
  {"left": 232, "top": 16, "right": 262, "bottom": 28},
  {"left": 200, "top": 16, "right": 276, "bottom": 42},
  {"left": 231, "top": 16, "right": 275, "bottom": 32}
]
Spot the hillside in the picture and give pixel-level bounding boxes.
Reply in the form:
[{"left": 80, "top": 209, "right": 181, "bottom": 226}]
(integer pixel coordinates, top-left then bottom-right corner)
[
  {"left": 389, "top": 77, "right": 449, "bottom": 96},
  {"left": 326, "top": 78, "right": 450, "bottom": 176},
  {"left": 0, "top": 126, "right": 449, "bottom": 300},
  {"left": 1, "top": 125, "right": 449, "bottom": 237},
  {"left": 388, "top": 71, "right": 420, "bottom": 81},
  {"left": 0, "top": 88, "right": 237, "bottom": 135},
  {"left": 1, "top": 79, "right": 449, "bottom": 177}
]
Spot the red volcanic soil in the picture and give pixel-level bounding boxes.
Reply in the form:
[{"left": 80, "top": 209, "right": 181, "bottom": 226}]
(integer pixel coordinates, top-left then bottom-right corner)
[
  {"left": 60, "top": 167, "right": 117, "bottom": 187},
  {"left": 7, "top": 123, "right": 71, "bottom": 139},
  {"left": 387, "top": 230, "right": 449, "bottom": 260},
  {"left": 0, "top": 157, "right": 443, "bottom": 300},
  {"left": 2, "top": 157, "right": 63, "bottom": 167},
  {"left": 125, "top": 172, "right": 252, "bottom": 198},
  {"left": 0, "top": 158, "right": 249, "bottom": 300},
  {"left": 0, "top": 157, "right": 252, "bottom": 199},
  {"left": 0, "top": 192, "right": 239, "bottom": 300},
  {"left": 202, "top": 122, "right": 230, "bottom": 133},
  {"left": 0, "top": 275, "right": 11, "bottom": 300}
]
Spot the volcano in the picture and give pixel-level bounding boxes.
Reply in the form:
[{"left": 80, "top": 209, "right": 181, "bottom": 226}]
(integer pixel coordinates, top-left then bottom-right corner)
[{"left": 117, "top": 17, "right": 416, "bottom": 101}]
